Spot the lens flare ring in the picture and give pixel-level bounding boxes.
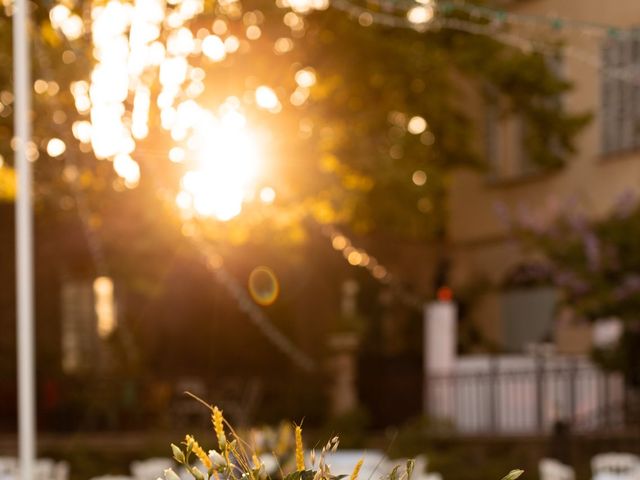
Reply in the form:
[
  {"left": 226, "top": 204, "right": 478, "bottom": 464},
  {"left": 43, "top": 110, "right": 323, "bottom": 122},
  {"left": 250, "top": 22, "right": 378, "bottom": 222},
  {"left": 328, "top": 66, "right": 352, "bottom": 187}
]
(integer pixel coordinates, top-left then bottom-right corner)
[{"left": 248, "top": 266, "right": 279, "bottom": 306}]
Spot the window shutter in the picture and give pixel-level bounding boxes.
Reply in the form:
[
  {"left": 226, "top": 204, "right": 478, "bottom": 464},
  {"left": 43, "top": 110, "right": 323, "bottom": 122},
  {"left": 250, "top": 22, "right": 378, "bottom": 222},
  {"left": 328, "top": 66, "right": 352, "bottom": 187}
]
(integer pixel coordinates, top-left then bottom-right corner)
[{"left": 601, "top": 30, "right": 640, "bottom": 154}]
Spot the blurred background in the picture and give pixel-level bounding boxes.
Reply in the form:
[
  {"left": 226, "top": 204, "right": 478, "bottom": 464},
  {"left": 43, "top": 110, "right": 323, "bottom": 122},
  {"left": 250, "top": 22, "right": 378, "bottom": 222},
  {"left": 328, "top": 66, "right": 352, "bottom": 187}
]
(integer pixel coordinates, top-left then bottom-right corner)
[{"left": 1, "top": 0, "right": 640, "bottom": 478}]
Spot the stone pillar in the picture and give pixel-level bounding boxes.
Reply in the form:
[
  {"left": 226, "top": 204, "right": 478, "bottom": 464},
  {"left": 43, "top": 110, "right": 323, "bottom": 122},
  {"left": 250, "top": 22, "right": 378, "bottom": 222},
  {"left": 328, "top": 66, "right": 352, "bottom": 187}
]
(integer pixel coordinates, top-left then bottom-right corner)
[
  {"left": 327, "top": 280, "right": 361, "bottom": 416},
  {"left": 327, "top": 332, "right": 359, "bottom": 416},
  {"left": 423, "top": 299, "right": 457, "bottom": 418}
]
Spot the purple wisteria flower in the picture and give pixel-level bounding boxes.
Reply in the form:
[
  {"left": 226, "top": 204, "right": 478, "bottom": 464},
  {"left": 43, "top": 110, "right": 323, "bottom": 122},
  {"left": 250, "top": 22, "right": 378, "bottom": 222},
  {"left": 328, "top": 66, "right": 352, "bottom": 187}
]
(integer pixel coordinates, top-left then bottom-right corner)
[
  {"left": 583, "top": 231, "right": 601, "bottom": 272},
  {"left": 612, "top": 274, "right": 640, "bottom": 301},
  {"left": 613, "top": 189, "right": 638, "bottom": 219},
  {"left": 554, "top": 270, "right": 590, "bottom": 296}
]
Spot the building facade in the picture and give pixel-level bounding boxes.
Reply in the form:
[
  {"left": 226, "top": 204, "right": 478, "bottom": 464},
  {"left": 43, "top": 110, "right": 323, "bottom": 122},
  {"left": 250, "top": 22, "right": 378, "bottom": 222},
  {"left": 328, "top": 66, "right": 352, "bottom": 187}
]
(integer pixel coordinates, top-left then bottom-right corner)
[{"left": 448, "top": 0, "right": 640, "bottom": 353}]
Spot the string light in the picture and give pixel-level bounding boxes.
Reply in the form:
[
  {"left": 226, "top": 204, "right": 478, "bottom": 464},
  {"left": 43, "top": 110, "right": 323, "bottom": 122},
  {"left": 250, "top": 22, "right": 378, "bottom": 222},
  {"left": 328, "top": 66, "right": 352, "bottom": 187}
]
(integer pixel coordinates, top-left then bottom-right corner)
[
  {"left": 406, "top": 5, "right": 434, "bottom": 25},
  {"left": 341, "top": 0, "right": 640, "bottom": 40},
  {"left": 189, "top": 231, "right": 316, "bottom": 372},
  {"left": 319, "top": 223, "right": 423, "bottom": 309},
  {"left": 437, "top": 0, "right": 638, "bottom": 40},
  {"left": 330, "top": 0, "right": 640, "bottom": 86}
]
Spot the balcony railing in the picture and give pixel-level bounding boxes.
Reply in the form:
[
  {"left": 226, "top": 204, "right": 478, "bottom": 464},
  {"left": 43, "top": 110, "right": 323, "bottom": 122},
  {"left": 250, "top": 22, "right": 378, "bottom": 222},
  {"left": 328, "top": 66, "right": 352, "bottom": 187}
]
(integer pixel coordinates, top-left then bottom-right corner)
[{"left": 424, "top": 355, "right": 628, "bottom": 435}]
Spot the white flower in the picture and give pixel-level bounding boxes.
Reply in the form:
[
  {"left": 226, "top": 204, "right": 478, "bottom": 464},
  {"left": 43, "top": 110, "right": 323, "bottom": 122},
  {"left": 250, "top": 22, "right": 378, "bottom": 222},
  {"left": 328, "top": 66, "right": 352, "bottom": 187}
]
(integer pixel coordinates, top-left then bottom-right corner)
[
  {"left": 164, "top": 468, "right": 182, "bottom": 480},
  {"left": 191, "top": 466, "right": 205, "bottom": 480},
  {"left": 208, "top": 449, "right": 226, "bottom": 468}
]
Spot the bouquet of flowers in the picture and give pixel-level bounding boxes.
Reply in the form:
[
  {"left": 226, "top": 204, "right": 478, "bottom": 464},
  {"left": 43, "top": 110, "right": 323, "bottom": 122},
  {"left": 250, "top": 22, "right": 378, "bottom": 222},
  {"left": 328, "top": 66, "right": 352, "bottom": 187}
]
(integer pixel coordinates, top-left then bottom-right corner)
[{"left": 159, "top": 396, "right": 523, "bottom": 480}]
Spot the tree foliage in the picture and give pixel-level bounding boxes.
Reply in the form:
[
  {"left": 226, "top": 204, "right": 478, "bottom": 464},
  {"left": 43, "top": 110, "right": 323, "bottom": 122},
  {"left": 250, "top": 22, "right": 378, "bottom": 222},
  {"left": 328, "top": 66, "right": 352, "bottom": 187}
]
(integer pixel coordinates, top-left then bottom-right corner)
[{"left": 1, "top": 0, "right": 589, "bottom": 244}]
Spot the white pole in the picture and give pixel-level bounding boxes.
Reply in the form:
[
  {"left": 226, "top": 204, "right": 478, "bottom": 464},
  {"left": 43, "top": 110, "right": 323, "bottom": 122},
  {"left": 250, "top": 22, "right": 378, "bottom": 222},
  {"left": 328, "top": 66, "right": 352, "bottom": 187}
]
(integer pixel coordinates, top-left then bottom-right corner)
[{"left": 13, "top": 0, "right": 36, "bottom": 477}]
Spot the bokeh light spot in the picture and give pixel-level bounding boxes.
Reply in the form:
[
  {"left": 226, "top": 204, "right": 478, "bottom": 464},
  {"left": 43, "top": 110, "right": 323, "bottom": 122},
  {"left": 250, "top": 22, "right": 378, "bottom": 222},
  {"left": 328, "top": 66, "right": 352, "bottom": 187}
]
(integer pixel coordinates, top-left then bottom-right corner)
[
  {"left": 46, "top": 138, "right": 66, "bottom": 157},
  {"left": 347, "top": 250, "right": 363, "bottom": 266},
  {"left": 202, "top": 35, "right": 226, "bottom": 61},
  {"left": 295, "top": 67, "right": 316, "bottom": 88},
  {"left": 412, "top": 170, "right": 427, "bottom": 186},
  {"left": 259, "top": 186, "right": 276, "bottom": 204},
  {"left": 407, "top": 5, "right": 434, "bottom": 24},
  {"left": 332, "top": 235, "right": 349, "bottom": 250},
  {"left": 255, "top": 86, "right": 280, "bottom": 111},
  {"left": 248, "top": 266, "right": 280, "bottom": 306},
  {"left": 246, "top": 25, "right": 262, "bottom": 40},
  {"left": 372, "top": 265, "right": 388, "bottom": 279},
  {"left": 408, "top": 115, "right": 427, "bottom": 134},
  {"left": 417, "top": 197, "right": 432, "bottom": 213}
]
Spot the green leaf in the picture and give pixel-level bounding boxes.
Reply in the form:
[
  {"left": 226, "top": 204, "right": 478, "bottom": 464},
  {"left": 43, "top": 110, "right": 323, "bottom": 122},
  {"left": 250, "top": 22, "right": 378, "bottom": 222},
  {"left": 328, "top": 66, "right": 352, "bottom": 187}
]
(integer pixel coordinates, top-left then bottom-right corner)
[
  {"left": 406, "top": 459, "right": 415, "bottom": 480},
  {"left": 170, "top": 443, "right": 185, "bottom": 464},
  {"left": 500, "top": 470, "right": 524, "bottom": 480},
  {"left": 284, "top": 470, "right": 318, "bottom": 480},
  {"left": 388, "top": 465, "right": 402, "bottom": 480}
]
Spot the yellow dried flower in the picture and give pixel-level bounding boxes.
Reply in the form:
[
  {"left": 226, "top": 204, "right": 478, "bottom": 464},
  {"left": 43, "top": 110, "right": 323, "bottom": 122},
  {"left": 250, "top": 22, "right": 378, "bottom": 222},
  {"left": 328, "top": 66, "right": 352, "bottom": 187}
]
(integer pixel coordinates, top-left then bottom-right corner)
[
  {"left": 212, "top": 407, "right": 227, "bottom": 448},
  {"left": 185, "top": 435, "right": 212, "bottom": 470},
  {"left": 275, "top": 422, "right": 292, "bottom": 456},
  {"left": 350, "top": 459, "right": 364, "bottom": 480},
  {"left": 252, "top": 454, "right": 261, "bottom": 469},
  {"left": 295, "top": 425, "right": 305, "bottom": 472}
]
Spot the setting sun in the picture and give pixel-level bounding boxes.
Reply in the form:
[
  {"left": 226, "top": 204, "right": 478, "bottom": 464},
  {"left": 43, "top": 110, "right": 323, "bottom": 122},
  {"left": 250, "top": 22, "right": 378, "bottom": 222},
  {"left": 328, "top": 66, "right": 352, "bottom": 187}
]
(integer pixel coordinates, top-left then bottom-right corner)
[{"left": 177, "top": 102, "right": 263, "bottom": 221}]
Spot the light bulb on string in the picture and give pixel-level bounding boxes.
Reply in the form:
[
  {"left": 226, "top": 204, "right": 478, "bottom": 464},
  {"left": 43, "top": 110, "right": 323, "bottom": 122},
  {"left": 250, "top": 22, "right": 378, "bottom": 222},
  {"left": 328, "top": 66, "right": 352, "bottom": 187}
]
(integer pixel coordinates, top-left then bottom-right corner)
[{"left": 407, "top": 5, "right": 434, "bottom": 25}]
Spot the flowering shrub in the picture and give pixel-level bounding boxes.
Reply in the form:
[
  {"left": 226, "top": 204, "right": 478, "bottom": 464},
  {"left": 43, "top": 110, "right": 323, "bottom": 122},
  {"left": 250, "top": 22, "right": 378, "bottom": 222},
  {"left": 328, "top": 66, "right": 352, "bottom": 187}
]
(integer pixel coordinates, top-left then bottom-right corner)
[
  {"left": 509, "top": 193, "right": 640, "bottom": 382},
  {"left": 509, "top": 193, "right": 640, "bottom": 320}
]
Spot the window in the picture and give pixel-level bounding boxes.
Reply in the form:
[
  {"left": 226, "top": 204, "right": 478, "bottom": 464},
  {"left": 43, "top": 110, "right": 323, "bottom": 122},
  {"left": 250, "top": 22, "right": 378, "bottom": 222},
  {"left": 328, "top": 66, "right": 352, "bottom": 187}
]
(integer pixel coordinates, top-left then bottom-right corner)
[
  {"left": 94, "top": 276, "right": 117, "bottom": 338},
  {"left": 486, "top": 106, "right": 536, "bottom": 181},
  {"left": 61, "top": 276, "right": 117, "bottom": 373},
  {"left": 601, "top": 31, "right": 640, "bottom": 154},
  {"left": 501, "top": 287, "right": 557, "bottom": 352},
  {"left": 61, "top": 280, "right": 96, "bottom": 373}
]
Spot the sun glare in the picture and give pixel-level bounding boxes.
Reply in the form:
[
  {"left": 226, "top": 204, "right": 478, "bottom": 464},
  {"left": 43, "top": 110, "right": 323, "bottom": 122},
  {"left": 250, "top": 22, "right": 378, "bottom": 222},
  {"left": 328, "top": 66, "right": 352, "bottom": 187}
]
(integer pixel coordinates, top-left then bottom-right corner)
[{"left": 177, "top": 103, "right": 263, "bottom": 222}]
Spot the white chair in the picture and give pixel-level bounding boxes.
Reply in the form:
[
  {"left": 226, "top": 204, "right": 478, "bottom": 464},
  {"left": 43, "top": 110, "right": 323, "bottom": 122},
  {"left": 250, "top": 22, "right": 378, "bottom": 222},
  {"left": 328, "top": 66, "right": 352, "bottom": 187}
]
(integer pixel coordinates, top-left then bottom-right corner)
[
  {"left": 259, "top": 453, "right": 279, "bottom": 476},
  {"left": 2, "top": 457, "right": 69, "bottom": 480},
  {"left": 89, "top": 476, "right": 135, "bottom": 480},
  {"left": 423, "top": 474, "right": 443, "bottom": 480},
  {"left": 53, "top": 460, "right": 70, "bottom": 480},
  {"left": 539, "top": 458, "right": 575, "bottom": 480},
  {"left": 0, "top": 457, "right": 16, "bottom": 476},
  {"left": 592, "top": 453, "right": 640, "bottom": 480},
  {"left": 178, "top": 466, "right": 191, "bottom": 478},
  {"left": 413, "top": 455, "right": 428, "bottom": 479},
  {"left": 131, "top": 458, "right": 175, "bottom": 480},
  {"left": 34, "top": 458, "right": 56, "bottom": 480},
  {"left": 322, "top": 450, "right": 389, "bottom": 479}
]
